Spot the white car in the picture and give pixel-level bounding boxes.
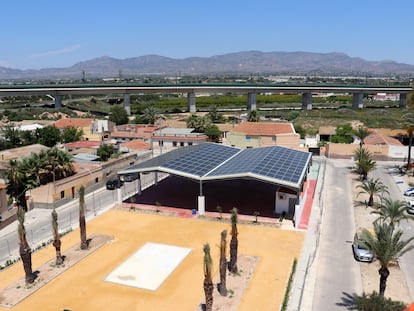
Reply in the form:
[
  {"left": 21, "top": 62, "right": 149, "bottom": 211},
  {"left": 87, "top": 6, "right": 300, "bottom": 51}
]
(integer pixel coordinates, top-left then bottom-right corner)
[
  {"left": 352, "top": 232, "right": 374, "bottom": 263},
  {"left": 404, "top": 187, "right": 414, "bottom": 196}
]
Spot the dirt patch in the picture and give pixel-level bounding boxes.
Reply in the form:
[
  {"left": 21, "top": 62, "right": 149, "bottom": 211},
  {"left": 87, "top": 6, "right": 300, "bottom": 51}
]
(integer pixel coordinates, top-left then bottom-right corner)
[
  {"left": 0, "top": 233, "right": 112, "bottom": 309},
  {"left": 196, "top": 254, "right": 258, "bottom": 311},
  {"left": 351, "top": 174, "right": 411, "bottom": 303}
]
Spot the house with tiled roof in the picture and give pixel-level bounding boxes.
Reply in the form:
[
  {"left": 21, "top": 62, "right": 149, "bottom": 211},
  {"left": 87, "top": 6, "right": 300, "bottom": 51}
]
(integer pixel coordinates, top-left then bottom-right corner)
[
  {"left": 54, "top": 118, "right": 114, "bottom": 141},
  {"left": 110, "top": 124, "right": 158, "bottom": 143},
  {"left": 63, "top": 140, "right": 102, "bottom": 155},
  {"left": 226, "top": 122, "right": 300, "bottom": 149},
  {"left": 151, "top": 128, "right": 208, "bottom": 154},
  {"left": 120, "top": 139, "right": 151, "bottom": 152}
]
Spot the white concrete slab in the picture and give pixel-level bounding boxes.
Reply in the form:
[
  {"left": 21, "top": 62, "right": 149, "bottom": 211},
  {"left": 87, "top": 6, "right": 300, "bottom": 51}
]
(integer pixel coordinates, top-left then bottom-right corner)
[{"left": 105, "top": 242, "right": 191, "bottom": 291}]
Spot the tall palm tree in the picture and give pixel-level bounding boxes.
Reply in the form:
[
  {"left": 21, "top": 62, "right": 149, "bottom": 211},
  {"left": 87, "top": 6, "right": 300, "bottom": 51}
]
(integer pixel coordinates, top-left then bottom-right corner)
[
  {"left": 353, "top": 125, "right": 370, "bottom": 146},
  {"left": 219, "top": 230, "right": 227, "bottom": 296},
  {"left": 17, "top": 207, "right": 34, "bottom": 284},
  {"left": 371, "top": 197, "right": 414, "bottom": 226},
  {"left": 357, "top": 178, "right": 388, "bottom": 207},
  {"left": 203, "top": 243, "right": 213, "bottom": 311},
  {"left": 79, "top": 186, "right": 88, "bottom": 250},
  {"left": 51, "top": 208, "right": 63, "bottom": 265},
  {"left": 229, "top": 207, "right": 238, "bottom": 273},
  {"left": 356, "top": 156, "right": 377, "bottom": 180},
  {"left": 361, "top": 222, "right": 414, "bottom": 296}
]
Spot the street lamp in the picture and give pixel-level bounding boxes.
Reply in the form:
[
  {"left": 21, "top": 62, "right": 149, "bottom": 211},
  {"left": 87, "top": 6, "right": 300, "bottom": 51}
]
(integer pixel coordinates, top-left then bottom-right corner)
[{"left": 81, "top": 167, "right": 96, "bottom": 216}]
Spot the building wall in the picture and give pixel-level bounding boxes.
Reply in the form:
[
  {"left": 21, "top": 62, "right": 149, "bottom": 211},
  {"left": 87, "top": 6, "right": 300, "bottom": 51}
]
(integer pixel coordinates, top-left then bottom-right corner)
[
  {"left": 325, "top": 143, "right": 389, "bottom": 160},
  {"left": 226, "top": 132, "right": 260, "bottom": 148}
]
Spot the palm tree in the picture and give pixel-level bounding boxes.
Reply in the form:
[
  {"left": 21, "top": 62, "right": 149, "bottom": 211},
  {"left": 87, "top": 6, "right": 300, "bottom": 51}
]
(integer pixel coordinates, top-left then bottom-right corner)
[
  {"left": 247, "top": 110, "right": 260, "bottom": 122},
  {"left": 361, "top": 222, "right": 414, "bottom": 296},
  {"left": 143, "top": 106, "right": 160, "bottom": 125},
  {"left": 229, "top": 207, "right": 238, "bottom": 273},
  {"left": 356, "top": 155, "right": 377, "bottom": 180},
  {"left": 353, "top": 125, "right": 370, "bottom": 146},
  {"left": 51, "top": 208, "right": 63, "bottom": 265},
  {"left": 357, "top": 178, "right": 388, "bottom": 207},
  {"left": 203, "top": 243, "right": 213, "bottom": 311},
  {"left": 219, "top": 230, "right": 227, "bottom": 296},
  {"left": 371, "top": 197, "right": 414, "bottom": 226},
  {"left": 79, "top": 186, "right": 88, "bottom": 250},
  {"left": 17, "top": 207, "right": 34, "bottom": 284}
]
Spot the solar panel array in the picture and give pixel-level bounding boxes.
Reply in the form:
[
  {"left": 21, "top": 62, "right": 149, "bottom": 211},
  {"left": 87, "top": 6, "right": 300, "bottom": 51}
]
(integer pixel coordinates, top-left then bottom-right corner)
[
  {"left": 126, "top": 143, "right": 311, "bottom": 189},
  {"left": 162, "top": 143, "right": 240, "bottom": 177},
  {"left": 208, "top": 146, "right": 311, "bottom": 186}
]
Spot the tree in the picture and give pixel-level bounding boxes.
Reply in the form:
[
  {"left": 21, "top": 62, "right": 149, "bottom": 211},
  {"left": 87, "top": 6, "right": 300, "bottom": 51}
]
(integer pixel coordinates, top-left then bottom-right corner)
[
  {"left": 219, "top": 230, "right": 228, "bottom": 296},
  {"left": 61, "top": 126, "right": 84, "bottom": 143},
  {"left": 361, "top": 222, "right": 414, "bottom": 296},
  {"left": 357, "top": 178, "right": 388, "bottom": 207},
  {"left": 79, "top": 186, "right": 88, "bottom": 250},
  {"left": 97, "top": 144, "right": 114, "bottom": 161},
  {"left": 353, "top": 125, "right": 370, "bottom": 146},
  {"left": 51, "top": 208, "right": 63, "bottom": 265},
  {"left": 207, "top": 106, "right": 225, "bottom": 123},
  {"left": 229, "top": 207, "right": 238, "bottom": 273},
  {"left": 109, "top": 105, "right": 129, "bottom": 125},
  {"left": 142, "top": 106, "right": 160, "bottom": 125},
  {"left": 204, "top": 125, "right": 222, "bottom": 142},
  {"left": 1, "top": 124, "right": 22, "bottom": 148},
  {"left": 356, "top": 156, "right": 377, "bottom": 180},
  {"left": 247, "top": 110, "right": 260, "bottom": 122},
  {"left": 186, "top": 114, "right": 211, "bottom": 133},
  {"left": 17, "top": 207, "right": 34, "bottom": 284},
  {"left": 371, "top": 197, "right": 414, "bottom": 227},
  {"left": 36, "top": 125, "right": 61, "bottom": 147},
  {"left": 330, "top": 123, "right": 354, "bottom": 143},
  {"left": 203, "top": 243, "right": 214, "bottom": 311}
]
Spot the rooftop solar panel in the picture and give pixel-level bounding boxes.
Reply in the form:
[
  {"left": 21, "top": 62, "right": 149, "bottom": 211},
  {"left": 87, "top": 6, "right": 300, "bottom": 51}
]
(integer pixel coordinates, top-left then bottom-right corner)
[
  {"left": 119, "top": 143, "right": 311, "bottom": 190},
  {"left": 207, "top": 146, "right": 311, "bottom": 186},
  {"left": 163, "top": 143, "right": 240, "bottom": 177}
]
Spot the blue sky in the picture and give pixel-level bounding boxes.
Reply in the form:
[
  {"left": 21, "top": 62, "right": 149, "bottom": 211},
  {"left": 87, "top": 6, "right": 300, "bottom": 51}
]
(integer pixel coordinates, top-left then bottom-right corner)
[{"left": 1, "top": 0, "right": 413, "bottom": 69}]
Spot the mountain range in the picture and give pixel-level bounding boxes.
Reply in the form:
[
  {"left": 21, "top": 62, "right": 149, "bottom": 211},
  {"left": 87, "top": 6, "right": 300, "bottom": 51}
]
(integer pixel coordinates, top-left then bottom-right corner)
[{"left": 1, "top": 51, "right": 414, "bottom": 80}]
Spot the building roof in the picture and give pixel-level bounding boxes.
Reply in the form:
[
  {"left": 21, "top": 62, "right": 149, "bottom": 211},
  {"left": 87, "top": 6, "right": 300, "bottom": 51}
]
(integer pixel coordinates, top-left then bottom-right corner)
[
  {"left": 64, "top": 141, "right": 101, "bottom": 148},
  {"left": 364, "top": 133, "right": 403, "bottom": 146},
  {"left": 54, "top": 118, "right": 94, "bottom": 129},
  {"left": 231, "top": 122, "right": 295, "bottom": 136},
  {"left": 319, "top": 126, "right": 337, "bottom": 135},
  {"left": 0, "top": 144, "right": 49, "bottom": 161},
  {"left": 120, "top": 139, "right": 151, "bottom": 150},
  {"left": 119, "top": 143, "right": 312, "bottom": 190}
]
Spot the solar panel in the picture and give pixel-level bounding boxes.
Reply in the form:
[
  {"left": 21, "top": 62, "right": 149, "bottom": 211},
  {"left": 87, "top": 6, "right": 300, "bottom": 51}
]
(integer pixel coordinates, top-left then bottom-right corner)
[
  {"left": 207, "top": 146, "right": 311, "bottom": 186},
  {"left": 162, "top": 143, "right": 240, "bottom": 177}
]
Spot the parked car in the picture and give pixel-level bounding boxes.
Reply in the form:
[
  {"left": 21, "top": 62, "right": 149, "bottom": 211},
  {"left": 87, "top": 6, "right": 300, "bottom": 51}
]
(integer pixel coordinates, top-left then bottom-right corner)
[
  {"left": 407, "top": 200, "right": 414, "bottom": 215},
  {"left": 404, "top": 187, "right": 414, "bottom": 196},
  {"left": 120, "top": 173, "right": 139, "bottom": 182},
  {"left": 352, "top": 231, "right": 374, "bottom": 262},
  {"left": 106, "top": 178, "right": 124, "bottom": 190}
]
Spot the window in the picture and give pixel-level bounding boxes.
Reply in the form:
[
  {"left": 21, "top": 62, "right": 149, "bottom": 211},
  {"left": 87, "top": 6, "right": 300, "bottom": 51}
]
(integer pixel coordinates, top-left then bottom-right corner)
[
  {"left": 180, "top": 142, "right": 184, "bottom": 146},
  {"left": 60, "top": 191, "right": 65, "bottom": 199},
  {"left": 246, "top": 136, "right": 251, "bottom": 142},
  {"left": 173, "top": 141, "right": 177, "bottom": 147}
]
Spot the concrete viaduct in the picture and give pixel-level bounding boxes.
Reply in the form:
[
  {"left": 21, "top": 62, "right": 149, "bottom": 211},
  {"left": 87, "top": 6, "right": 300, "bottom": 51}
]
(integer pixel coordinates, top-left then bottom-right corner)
[{"left": 0, "top": 83, "right": 411, "bottom": 115}]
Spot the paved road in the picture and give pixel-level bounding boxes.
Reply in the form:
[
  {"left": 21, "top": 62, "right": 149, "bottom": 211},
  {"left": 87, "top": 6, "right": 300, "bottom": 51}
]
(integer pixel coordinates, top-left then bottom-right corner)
[{"left": 312, "top": 159, "right": 363, "bottom": 310}]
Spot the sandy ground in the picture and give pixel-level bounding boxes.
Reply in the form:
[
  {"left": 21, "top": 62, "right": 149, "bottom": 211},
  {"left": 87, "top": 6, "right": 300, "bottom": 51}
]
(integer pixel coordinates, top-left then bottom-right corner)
[
  {"left": 352, "top": 174, "right": 411, "bottom": 303},
  {"left": 0, "top": 209, "right": 305, "bottom": 311}
]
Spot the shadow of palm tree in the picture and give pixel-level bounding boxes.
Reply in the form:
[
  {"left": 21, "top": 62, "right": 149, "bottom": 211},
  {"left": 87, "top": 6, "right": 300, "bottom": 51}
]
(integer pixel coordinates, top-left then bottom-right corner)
[{"left": 336, "top": 291, "right": 359, "bottom": 310}]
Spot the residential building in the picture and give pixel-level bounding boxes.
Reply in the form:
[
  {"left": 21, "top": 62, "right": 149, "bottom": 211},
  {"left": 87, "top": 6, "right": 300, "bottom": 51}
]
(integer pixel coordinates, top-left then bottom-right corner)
[
  {"left": 54, "top": 118, "right": 114, "bottom": 141},
  {"left": 226, "top": 122, "right": 300, "bottom": 149},
  {"left": 110, "top": 124, "right": 158, "bottom": 143},
  {"left": 151, "top": 127, "right": 208, "bottom": 154}
]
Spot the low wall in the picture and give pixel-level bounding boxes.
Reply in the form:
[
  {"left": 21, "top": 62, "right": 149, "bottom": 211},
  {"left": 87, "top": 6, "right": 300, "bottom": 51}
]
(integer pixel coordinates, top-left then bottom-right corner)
[{"left": 325, "top": 143, "right": 390, "bottom": 160}]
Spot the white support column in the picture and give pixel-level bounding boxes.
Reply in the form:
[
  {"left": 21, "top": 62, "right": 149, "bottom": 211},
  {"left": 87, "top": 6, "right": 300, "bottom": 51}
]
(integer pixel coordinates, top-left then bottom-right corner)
[
  {"left": 301, "top": 92, "right": 312, "bottom": 110},
  {"left": 352, "top": 93, "right": 364, "bottom": 109},
  {"left": 137, "top": 176, "right": 142, "bottom": 195},
  {"left": 198, "top": 196, "right": 205, "bottom": 215},
  {"left": 55, "top": 95, "right": 62, "bottom": 108},
  {"left": 399, "top": 93, "right": 407, "bottom": 108},
  {"left": 117, "top": 187, "right": 122, "bottom": 204}
]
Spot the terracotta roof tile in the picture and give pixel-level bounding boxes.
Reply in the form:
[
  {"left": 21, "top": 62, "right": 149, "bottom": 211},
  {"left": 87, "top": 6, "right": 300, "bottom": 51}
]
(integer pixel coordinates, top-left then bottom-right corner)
[
  {"left": 64, "top": 141, "right": 101, "bottom": 148},
  {"left": 54, "top": 118, "right": 94, "bottom": 128},
  {"left": 120, "top": 139, "right": 151, "bottom": 150},
  {"left": 231, "top": 122, "right": 295, "bottom": 136}
]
